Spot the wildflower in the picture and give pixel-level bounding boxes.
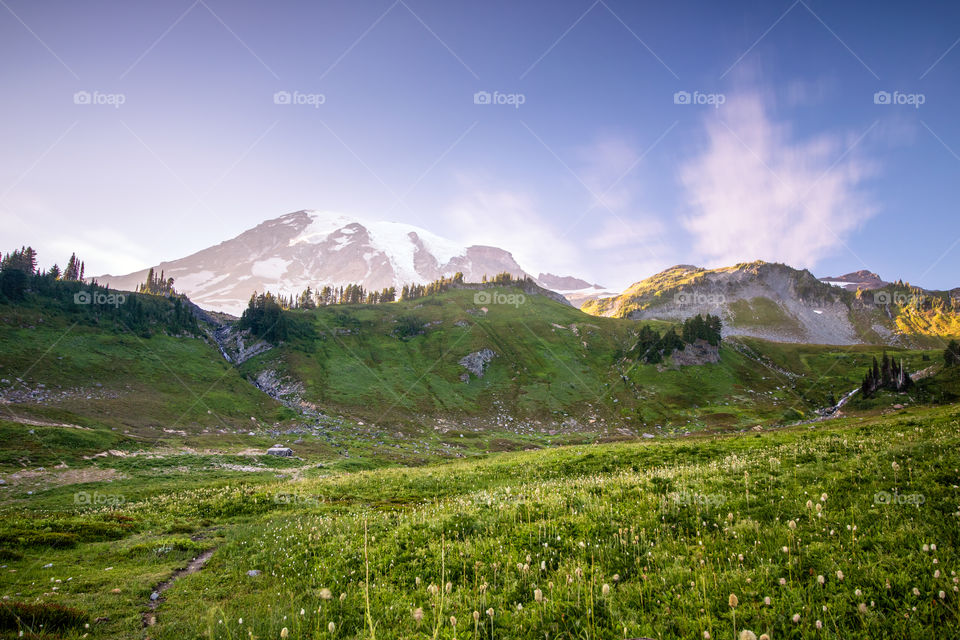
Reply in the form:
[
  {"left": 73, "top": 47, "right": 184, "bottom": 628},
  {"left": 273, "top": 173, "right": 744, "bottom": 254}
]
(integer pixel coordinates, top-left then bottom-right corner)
[
  {"left": 782, "top": 546, "right": 789, "bottom": 553},
  {"left": 779, "top": 578, "right": 787, "bottom": 586},
  {"left": 913, "top": 587, "right": 921, "bottom": 596},
  {"left": 238, "top": 619, "right": 243, "bottom": 625},
  {"left": 517, "top": 603, "right": 523, "bottom": 611},
  {"left": 855, "top": 589, "right": 862, "bottom": 596},
  {"left": 939, "top": 591, "right": 946, "bottom": 599},
  {"left": 445, "top": 582, "right": 452, "bottom": 593},
  {"left": 602, "top": 583, "right": 610, "bottom": 596},
  {"left": 931, "top": 544, "right": 938, "bottom": 551},
  {"left": 792, "top": 614, "right": 801, "bottom": 623},
  {"left": 763, "top": 597, "right": 771, "bottom": 606},
  {"left": 450, "top": 616, "right": 457, "bottom": 627},
  {"left": 818, "top": 575, "right": 825, "bottom": 584},
  {"left": 413, "top": 608, "right": 424, "bottom": 623},
  {"left": 760, "top": 635, "right": 770, "bottom": 640},
  {"left": 613, "top": 574, "right": 620, "bottom": 582},
  {"left": 816, "top": 503, "right": 822, "bottom": 513},
  {"left": 534, "top": 588, "right": 543, "bottom": 603},
  {"left": 820, "top": 493, "right": 827, "bottom": 502},
  {"left": 923, "top": 544, "right": 930, "bottom": 552},
  {"left": 739, "top": 631, "right": 757, "bottom": 640},
  {"left": 892, "top": 462, "right": 900, "bottom": 471},
  {"left": 806, "top": 500, "right": 813, "bottom": 509},
  {"left": 728, "top": 594, "right": 739, "bottom": 608},
  {"left": 328, "top": 622, "right": 336, "bottom": 633},
  {"left": 858, "top": 603, "right": 868, "bottom": 614},
  {"left": 281, "top": 629, "right": 289, "bottom": 639},
  {"left": 837, "top": 570, "right": 845, "bottom": 581},
  {"left": 473, "top": 611, "right": 480, "bottom": 622},
  {"left": 788, "top": 520, "right": 797, "bottom": 530},
  {"left": 486, "top": 608, "right": 494, "bottom": 618},
  {"left": 319, "top": 588, "right": 332, "bottom": 600},
  {"left": 300, "top": 608, "right": 305, "bottom": 616},
  {"left": 339, "top": 592, "right": 346, "bottom": 602},
  {"left": 703, "top": 632, "right": 711, "bottom": 639},
  {"left": 935, "top": 570, "right": 941, "bottom": 579},
  {"left": 816, "top": 620, "right": 823, "bottom": 629}
]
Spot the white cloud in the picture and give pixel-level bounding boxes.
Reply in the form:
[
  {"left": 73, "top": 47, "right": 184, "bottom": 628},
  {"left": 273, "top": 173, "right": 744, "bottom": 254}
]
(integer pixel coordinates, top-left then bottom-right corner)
[
  {"left": 680, "top": 93, "right": 876, "bottom": 269},
  {"left": 441, "top": 176, "right": 583, "bottom": 277}
]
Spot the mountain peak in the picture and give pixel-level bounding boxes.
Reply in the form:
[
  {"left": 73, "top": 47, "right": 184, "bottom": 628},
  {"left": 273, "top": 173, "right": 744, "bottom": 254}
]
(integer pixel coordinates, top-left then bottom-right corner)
[{"left": 95, "top": 210, "right": 537, "bottom": 314}]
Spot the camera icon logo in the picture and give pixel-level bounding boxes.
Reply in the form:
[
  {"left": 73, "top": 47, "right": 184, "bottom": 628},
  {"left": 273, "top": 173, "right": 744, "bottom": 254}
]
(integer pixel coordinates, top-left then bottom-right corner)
[
  {"left": 673, "top": 91, "right": 691, "bottom": 105},
  {"left": 474, "top": 291, "right": 492, "bottom": 304},
  {"left": 872, "top": 290, "right": 891, "bottom": 305},
  {"left": 73, "top": 91, "right": 91, "bottom": 105},
  {"left": 874, "top": 91, "right": 891, "bottom": 105},
  {"left": 873, "top": 491, "right": 892, "bottom": 505},
  {"left": 273, "top": 91, "right": 291, "bottom": 105},
  {"left": 74, "top": 491, "right": 91, "bottom": 505},
  {"left": 473, "top": 91, "right": 491, "bottom": 105},
  {"left": 74, "top": 291, "right": 91, "bottom": 304},
  {"left": 673, "top": 291, "right": 691, "bottom": 305}
]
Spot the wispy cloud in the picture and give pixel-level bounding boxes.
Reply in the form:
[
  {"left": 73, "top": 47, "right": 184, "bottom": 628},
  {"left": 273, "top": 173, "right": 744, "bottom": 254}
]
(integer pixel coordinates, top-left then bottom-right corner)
[
  {"left": 680, "top": 92, "right": 876, "bottom": 269},
  {"left": 442, "top": 176, "right": 583, "bottom": 277}
]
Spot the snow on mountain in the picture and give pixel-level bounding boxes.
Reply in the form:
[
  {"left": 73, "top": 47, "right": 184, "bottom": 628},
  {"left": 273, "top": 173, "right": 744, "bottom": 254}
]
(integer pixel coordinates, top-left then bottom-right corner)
[{"left": 95, "top": 210, "right": 544, "bottom": 315}]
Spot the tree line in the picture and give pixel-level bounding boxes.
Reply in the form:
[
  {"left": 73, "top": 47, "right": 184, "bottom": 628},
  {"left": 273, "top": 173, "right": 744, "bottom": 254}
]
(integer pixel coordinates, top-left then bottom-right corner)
[
  {"left": 860, "top": 353, "right": 912, "bottom": 398},
  {"left": 251, "top": 271, "right": 531, "bottom": 313},
  {"left": 0, "top": 245, "right": 197, "bottom": 337},
  {"left": 630, "top": 313, "right": 723, "bottom": 364}
]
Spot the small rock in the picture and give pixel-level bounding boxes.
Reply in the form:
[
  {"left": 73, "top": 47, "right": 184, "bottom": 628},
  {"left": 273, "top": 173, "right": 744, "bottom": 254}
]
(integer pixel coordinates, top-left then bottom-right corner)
[{"left": 150, "top": 591, "right": 160, "bottom": 601}]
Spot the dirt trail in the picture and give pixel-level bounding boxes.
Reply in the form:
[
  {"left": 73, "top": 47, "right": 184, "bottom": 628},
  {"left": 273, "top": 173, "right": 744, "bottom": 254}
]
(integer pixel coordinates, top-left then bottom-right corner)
[{"left": 142, "top": 547, "right": 216, "bottom": 630}]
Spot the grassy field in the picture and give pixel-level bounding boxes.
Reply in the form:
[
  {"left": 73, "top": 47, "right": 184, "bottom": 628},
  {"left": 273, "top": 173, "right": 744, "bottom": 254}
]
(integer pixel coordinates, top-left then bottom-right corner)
[{"left": 1, "top": 403, "right": 958, "bottom": 639}]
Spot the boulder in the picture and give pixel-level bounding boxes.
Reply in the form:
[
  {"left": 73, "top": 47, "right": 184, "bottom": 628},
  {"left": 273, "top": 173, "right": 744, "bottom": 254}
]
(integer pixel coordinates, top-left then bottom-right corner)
[{"left": 266, "top": 445, "right": 293, "bottom": 457}]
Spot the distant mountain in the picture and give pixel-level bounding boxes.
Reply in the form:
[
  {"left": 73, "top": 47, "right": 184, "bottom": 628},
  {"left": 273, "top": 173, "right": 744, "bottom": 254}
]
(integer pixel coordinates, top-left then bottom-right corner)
[
  {"left": 820, "top": 269, "right": 889, "bottom": 291},
  {"left": 582, "top": 261, "right": 959, "bottom": 346},
  {"left": 96, "top": 211, "right": 591, "bottom": 315},
  {"left": 535, "top": 272, "right": 618, "bottom": 307}
]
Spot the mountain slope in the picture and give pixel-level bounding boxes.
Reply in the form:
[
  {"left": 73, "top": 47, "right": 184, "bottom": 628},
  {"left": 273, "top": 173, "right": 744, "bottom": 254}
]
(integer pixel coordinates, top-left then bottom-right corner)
[
  {"left": 96, "top": 211, "right": 537, "bottom": 315},
  {"left": 582, "top": 261, "right": 960, "bottom": 345},
  {"left": 231, "top": 284, "right": 934, "bottom": 432}
]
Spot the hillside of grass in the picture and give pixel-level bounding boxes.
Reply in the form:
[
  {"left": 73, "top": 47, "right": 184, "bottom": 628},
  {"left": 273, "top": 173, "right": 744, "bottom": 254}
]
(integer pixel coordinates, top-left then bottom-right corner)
[
  {"left": 0, "top": 284, "right": 293, "bottom": 464},
  {"left": 235, "top": 286, "right": 937, "bottom": 433},
  {"left": 1, "top": 403, "right": 957, "bottom": 639}
]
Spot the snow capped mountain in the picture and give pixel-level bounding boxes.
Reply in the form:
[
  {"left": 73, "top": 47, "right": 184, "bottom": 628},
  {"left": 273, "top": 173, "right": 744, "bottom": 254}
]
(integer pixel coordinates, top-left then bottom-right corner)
[{"left": 95, "top": 210, "right": 537, "bottom": 315}]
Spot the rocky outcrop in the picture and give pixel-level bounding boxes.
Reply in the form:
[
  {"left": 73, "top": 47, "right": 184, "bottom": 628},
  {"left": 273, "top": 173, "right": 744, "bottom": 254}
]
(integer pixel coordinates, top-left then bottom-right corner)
[
  {"left": 670, "top": 340, "right": 720, "bottom": 366},
  {"left": 458, "top": 349, "right": 497, "bottom": 378}
]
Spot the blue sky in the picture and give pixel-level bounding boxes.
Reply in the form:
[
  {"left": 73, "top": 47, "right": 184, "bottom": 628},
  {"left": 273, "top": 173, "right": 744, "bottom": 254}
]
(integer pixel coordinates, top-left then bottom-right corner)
[{"left": 1, "top": 0, "right": 958, "bottom": 290}]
